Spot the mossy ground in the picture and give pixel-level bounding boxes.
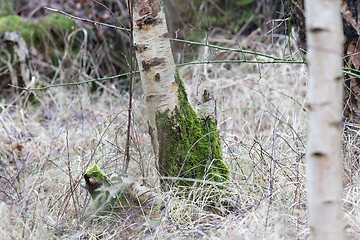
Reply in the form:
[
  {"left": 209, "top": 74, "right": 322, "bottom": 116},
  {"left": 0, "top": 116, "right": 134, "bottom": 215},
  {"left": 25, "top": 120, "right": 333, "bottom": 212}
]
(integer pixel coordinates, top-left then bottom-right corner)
[
  {"left": 0, "top": 14, "right": 77, "bottom": 90},
  {"left": 0, "top": 14, "right": 76, "bottom": 50},
  {"left": 156, "top": 73, "right": 228, "bottom": 186}
]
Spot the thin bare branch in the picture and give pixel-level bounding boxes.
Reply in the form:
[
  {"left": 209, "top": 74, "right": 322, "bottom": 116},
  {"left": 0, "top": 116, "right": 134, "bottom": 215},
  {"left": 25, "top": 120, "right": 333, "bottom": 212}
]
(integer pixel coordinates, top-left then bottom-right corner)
[{"left": 43, "top": 7, "right": 130, "bottom": 31}]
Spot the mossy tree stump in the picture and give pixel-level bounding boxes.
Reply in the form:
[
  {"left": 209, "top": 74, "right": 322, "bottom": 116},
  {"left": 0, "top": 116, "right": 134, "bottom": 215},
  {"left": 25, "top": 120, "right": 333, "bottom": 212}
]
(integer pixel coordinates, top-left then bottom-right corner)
[
  {"left": 156, "top": 73, "right": 228, "bottom": 185},
  {"left": 131, "top": 0, "right": 228, "bottom": 187}
]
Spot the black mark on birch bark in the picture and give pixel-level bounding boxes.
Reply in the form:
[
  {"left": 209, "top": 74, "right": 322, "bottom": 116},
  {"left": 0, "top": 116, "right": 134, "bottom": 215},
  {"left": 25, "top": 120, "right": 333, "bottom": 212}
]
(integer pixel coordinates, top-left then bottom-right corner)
[
  {"left": 323, "top": 200, "right": 333, "bottom": 205},
  {"left": 335, "top": 75, "right": 342, "bottom": 81},
  {"left": 330, "top": 121, "right": 343, "bottom": 127},
  {"left": 146, "top": 94, "right": 156, "bottom": 101},
  {"left": 135, "top": 44, "right": 147, "bottom": 52},
  {"left": 135, "top": 0, "right": 162, "bottom": 29},
  {"left": 310, "top": 27, "right": 326, "bottom": 33},
  {"left": 313, "top": 152, "right": 326, "bottom": 157},
  {"left": 137, "top": 0, "right": 161, "bottom": 16},
  {"left": 136, "top": 17, "right": 162, "bottom": 29},
  {"left": 142, "top": 57, "right": 165, "bottom": 71}
]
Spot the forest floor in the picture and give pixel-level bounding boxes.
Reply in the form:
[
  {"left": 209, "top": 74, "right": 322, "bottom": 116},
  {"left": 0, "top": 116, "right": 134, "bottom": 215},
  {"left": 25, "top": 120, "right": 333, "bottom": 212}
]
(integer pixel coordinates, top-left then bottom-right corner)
[{"left": 1, "top": 7, "right": 360, "bottom": 239}]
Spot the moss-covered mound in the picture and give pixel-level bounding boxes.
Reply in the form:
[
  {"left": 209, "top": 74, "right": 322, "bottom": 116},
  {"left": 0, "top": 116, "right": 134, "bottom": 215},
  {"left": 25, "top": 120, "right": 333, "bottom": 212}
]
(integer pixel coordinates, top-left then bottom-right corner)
[
  {"left": 0, "top": 14, "right": 76, "bottom": 49},
  {"left": 0, "top": 13, "right": 77, "bottom": 91},
  {"left": 156, "top": 73, "right": 228, "bottom": 186}
]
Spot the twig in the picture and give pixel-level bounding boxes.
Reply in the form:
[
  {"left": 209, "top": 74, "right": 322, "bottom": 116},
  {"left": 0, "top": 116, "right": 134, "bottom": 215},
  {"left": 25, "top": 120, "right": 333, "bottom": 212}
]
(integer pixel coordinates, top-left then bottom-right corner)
[
  {"left": 20, "top": 60, "right": 360, "bottom": 93},
  {"left": 65, "top": 126, "right": 79, "bottom": 215},
  {"left": 170, "top": 38, "right": 305, "bottom": 62},
  {"left": 91, "top": 0, "right": 127, "bottom": 30},
  {"left": 16, "top": 56, "right": 305, "bottom": 91},
  {"left": 16, "top": 71, "right": 138, "bottom": 91},
  {"left": 44, "top": 6, "right": 305, "bottom": 63},
  {"left": 178, "top": 59, "right": 306, "bottom": 66},
  {"left": 44, "top": 6, "right": 307, "bottom": 64},
  {"left": 266, "top": 132, "right": 278, "bottom": 227},
  {"left": 123, "top": 0, "right": 135, "bottom": 175},
  {"left": 343, "top": 70, "right": 360, "bottom": 78},
  {"left": 43, "top": 7, "right": 130, "bottom": 32}
]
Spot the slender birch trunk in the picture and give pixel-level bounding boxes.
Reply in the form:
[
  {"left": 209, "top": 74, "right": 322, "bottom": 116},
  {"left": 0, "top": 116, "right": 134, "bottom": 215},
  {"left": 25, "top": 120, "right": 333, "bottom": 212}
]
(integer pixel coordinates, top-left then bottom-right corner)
[
  {"left": 131, "top": 0, "right": 178, "bottom": 160},
  {"left": 305, "top": 0, "right": 345, "bottom": 239},
  {"left": 131, "top": 0, "right": 228, "bottom": 185}
]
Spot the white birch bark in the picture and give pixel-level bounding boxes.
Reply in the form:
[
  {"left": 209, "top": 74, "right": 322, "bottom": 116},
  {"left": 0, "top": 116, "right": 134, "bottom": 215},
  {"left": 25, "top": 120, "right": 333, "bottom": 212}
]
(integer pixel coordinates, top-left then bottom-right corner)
[
  {"left": 132, "top": 0, "right": 179, "bottom": 158},
  {"left": 305, "top": 0, "right": 345, "bottom": 239}
]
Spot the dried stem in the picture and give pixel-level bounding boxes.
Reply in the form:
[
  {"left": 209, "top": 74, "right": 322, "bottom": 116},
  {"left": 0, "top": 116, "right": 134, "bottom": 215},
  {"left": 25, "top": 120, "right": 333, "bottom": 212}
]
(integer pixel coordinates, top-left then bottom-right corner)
[{"left": 123, "top": 0, "right": 135, "bottom": 175}]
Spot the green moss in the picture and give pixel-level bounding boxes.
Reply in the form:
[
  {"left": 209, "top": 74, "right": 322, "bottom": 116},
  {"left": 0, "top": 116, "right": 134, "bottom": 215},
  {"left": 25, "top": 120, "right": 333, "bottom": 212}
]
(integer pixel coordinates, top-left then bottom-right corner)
[
  {"left": 85, "top": 164, "right": 107, "bottom": 183},
  {"left": 0, "top": 14, "right": 76, "bottom": 48},
  {"left": 39, "top": 14, "right": 76, "bottom": 34},
  {"left": 85, "top": 165, "right": 132, "bottom": 213},
  {"left": 0, "top": 14, "right": 77, "bottom": 86},
  {"left": 156, "top": 73, "right": 228, "bottom": 186},
  {"left": 0, "top": 0, "right": 17, "bottom": 17},
  {"left": 0, "top": 15, "right": 25, "bottom": 32}
]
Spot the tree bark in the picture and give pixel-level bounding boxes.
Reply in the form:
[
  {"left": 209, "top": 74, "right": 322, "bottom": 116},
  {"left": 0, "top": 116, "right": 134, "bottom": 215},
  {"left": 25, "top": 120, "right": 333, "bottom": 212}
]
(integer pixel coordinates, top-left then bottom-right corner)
[
  {"left": 341, "top": 0, "right": 360, "bottom": 120},
  {"left": 131, "top": 0, "right": 228, "bottom": 186},
  {"left": 305, "top": 0, "right": 345, "bottom": 239},
  {"left": 288, "top": 0, "right": 360, "bottom": 121}
]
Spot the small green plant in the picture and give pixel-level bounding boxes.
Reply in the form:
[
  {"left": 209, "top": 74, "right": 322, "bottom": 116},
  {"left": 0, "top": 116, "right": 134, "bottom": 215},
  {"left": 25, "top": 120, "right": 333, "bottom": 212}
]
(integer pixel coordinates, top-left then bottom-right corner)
[{"left": 84, "top": 164, "right": 132, "bottom": 213}]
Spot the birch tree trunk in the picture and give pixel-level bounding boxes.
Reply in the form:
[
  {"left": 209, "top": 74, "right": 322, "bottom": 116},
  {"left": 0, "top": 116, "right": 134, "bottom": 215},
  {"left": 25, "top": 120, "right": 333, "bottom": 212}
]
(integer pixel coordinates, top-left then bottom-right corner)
[
  {"left": 305, "top": 0, "right": 345, "bottom": 239},
  {"left": 131, "top": 0, "right": 228, "bottom": 186}
]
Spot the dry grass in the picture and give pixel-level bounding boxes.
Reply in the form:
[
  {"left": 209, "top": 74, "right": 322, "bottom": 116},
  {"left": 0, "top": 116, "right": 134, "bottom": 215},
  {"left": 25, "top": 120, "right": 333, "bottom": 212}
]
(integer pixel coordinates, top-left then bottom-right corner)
[{"left": 1, "top": 30, "right": 360, "bottom": 240}]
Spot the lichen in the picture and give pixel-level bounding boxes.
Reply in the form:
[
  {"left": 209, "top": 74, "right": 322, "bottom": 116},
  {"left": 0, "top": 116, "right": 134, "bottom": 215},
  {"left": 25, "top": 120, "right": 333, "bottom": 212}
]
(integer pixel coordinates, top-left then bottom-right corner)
[{"left": 156, "top": 72, "right": 228, "bottom": 186}]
